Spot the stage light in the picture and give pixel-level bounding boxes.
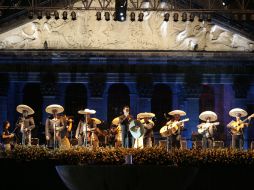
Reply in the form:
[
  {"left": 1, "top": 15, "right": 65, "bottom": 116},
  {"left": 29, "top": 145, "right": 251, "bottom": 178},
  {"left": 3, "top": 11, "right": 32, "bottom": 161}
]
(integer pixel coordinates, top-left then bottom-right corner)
[
  {"left": 138, "top": 12, "right": 144, "bottom": 22},
  {"left": 96, "top": 12, "right": 101, "bottom": 21},
  {"left": 115, "top": 0, "right": 127, "bottom": 21},
  {"left": 173, "top": 13, "right": 178, "bottom": 22},
  {"left": 130, "top": 12, "right": 135, "bottom": 22},
  {"left": 37, "top": 11, "right": 42, "bottom": 19},
  {"left": 71, "top": 11, "right": 76, "bottom": 20},
  {"left": 241, "top": 14, "right": 246, "bottom": 21},
  {"left": 105, "top": 12, "right": 110, "bottom": 21},
  {"left": 198, "top": 14, "right": 203, "bottom": 22},
  {"left": 63, "top": 11, "right": 68, "bottom": 20},
  {"left": 46, "top": 11, "right": 51, "bottom": 19},
  {"left": 207, "top": 14, "right": 212, "bottom": 22},
  {"left": 182, "top": 12, "right": 187, "bottom": 22},
  {"left": 54, "top": 11, "right": 59, "bottom": 20},
  {"left": 164, "top": 13, "right": 169, "bottom": 22},
  {"left": 28, "top": 10, "right": 33, "bottom": 19},
  {"left": 222, "top": 0, "right": 232, "bottom": 6},
  {"left": 189, "top": 13, "right": 194, "bottom": 22},
  {"left": 233, "top": 14, "right": 239, "bottom": 21},
  {"left": 250, "top": 14, "right": 254, "bottom": 21}
]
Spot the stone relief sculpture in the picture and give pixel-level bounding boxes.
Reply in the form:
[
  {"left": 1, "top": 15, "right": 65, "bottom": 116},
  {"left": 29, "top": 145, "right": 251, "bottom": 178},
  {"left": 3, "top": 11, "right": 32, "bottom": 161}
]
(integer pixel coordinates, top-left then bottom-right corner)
[{"left": 0, "top": 1, "right": 253, "bottom": 51}]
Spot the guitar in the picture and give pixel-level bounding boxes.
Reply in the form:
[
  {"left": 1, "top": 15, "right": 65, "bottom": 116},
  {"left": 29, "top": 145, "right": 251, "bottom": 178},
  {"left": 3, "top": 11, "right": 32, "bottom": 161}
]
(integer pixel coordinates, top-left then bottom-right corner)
[
  {"left": 229, "top": 114, "right": 254, "bottom": 135},
  {"left": 170, "top": 118, "right": 189, "bottom": 135},
  {"left": 160, "top": 118, "right": 189, "bottom": 137},
  {"left": 198, "top": 122, "right": 220, "bottom": 134}
]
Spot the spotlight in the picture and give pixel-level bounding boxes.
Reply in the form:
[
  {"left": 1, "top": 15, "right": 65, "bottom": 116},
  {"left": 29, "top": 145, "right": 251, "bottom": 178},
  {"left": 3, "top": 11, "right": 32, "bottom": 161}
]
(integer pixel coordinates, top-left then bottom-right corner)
[
  {"left": 164, "top": 13, "right": 169, "bottom": 22},
  {"left": 71, "top": 11, "right": 76, "bottom": 20},
  {"left": 46, "top": 11, "right": 51, "bottom": 19},
  {"left": 241, "top": 14, "right": 246, "bottom": 21},
  {"left": 138, "top": 12, "right": 144, "bottom": 22},
  {"left": 28, "top": 10, "right": 33, "bottom": 19},
  {"left": 222, "top": 0, "right": 232, "bottom": 6},
  {"left": 198, "top": 14, "right": 203, "bottom": 22},
  {"left": 182, "top": 12, "right": 187, "bottom": 22},
  {"left": 233, "top": 14, "right": 239, "bottom": 21},
  {"left": 105, "top": 12, "right": 110, "bottom": 21},
  {"left": 115, "top": 0, "right": 127, "bottom": 21},
  {"left": 173, "top": 13, "right": 178, "bottom": 22},
  {"left": 37, "top": 11, "right": 42, "bottom": 19},
  {"left": 130, "top": 12, "right": 135, "bottom": 22},
  {"left": 54, "top": 11, "right": 59, "bottom": 20},
  {"left": 250, "top": 14, "right": 254, "bottom": 21},
  {"left": 207, "top": 14, "right": 212, "bottom": 22},
  {"left": 63, "top": 11, "right": 68, "bottom": 20},
  {"left": 189, "top": 13, "right": 195, "bottom": 22},
  {"left": 96, "top": 12, "right": 101, "bottom": 21}
]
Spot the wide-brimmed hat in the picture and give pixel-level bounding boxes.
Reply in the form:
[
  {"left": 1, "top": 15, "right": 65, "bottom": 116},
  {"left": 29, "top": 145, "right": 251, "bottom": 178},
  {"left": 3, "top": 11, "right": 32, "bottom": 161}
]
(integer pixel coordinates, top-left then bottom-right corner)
[
  {"left": 229, "top": 108, "right": 247, "bottom": 117},
  {"left": 78, "top": 109, "right": 96, "bottom": 115},
  {"left": 168, "top": 110, "right": 186, "bottom": 116},
  {"left": 199, "top": 111, "right": 217, "bottom": 122},
  {"left": 16, "top": 104, "right": 34, "bottom": 115},
  {"left": 91, "top": 118, "right": 101, "bottom": 125},
  {"left": 112, "top": 117, "right": 120, "bottom": 125},
  {"left": 137, "top": 112, "right": 155, "bottom": 119},
  {"left": 45, "top": 104, "right": 64, "bottom": 114}
]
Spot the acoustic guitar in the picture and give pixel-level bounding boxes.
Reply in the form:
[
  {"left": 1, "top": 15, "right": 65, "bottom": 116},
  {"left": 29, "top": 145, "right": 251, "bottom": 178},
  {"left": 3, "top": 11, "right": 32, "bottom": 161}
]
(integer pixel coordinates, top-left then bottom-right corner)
[
  {"left": 229, "top": 114, "right": 254, "bottom": 135},
  {"left": 160, "top": 118, "right": 189, "bottom": 137},
  {"left": 198, "top": 122, "right": 220, "bottom": 134}
]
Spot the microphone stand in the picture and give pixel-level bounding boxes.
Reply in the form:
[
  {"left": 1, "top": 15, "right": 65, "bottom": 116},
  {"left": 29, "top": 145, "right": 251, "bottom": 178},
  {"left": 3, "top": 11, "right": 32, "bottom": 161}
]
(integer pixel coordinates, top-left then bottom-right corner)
[{"left": 84, "top": 114, "right": 88, "bottom": 147}]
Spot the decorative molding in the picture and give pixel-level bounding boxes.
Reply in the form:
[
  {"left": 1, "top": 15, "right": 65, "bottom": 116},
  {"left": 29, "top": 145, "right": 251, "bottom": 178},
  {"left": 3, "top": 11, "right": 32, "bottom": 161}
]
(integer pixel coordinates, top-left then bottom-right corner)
[{"left": 0, "top": 1, "right": 253, "bottom": 51}]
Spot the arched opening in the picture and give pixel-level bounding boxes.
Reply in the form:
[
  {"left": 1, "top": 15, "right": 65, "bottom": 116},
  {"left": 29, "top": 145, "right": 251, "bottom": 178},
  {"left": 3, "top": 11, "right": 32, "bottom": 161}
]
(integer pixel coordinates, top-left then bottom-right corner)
[
  {"left": 107, "top": 84, "right": 130, "bottom": 125},
  {"left": 65, "top": 84, "right": 87, "bottom": 132},
  {"left": 23, "top": 83, "right": 43, "bottom": 138},
  {"left": 199, "top": 85, "right": 215, "bottom": 113},
  {"left": 151, "top": 84, "right": 172, "bottom": 132}
]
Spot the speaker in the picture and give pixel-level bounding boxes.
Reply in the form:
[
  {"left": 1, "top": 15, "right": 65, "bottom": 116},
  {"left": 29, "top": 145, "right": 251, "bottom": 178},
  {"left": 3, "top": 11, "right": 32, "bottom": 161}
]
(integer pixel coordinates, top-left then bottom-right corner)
[
  {"left": 192, "top": 141, "right": 202, "bottom": 149},
  {"left": 180, "top": 140, "right": 188, "bottom": 150},
  {"left": 213, "top": 141, "right": 224, "bottom": 148},
  {"left": 31, "top": 138, "right": 39, "bottom": 145},
  {"left": 159, "top": 140, "right": 167, "bottom": 149}
]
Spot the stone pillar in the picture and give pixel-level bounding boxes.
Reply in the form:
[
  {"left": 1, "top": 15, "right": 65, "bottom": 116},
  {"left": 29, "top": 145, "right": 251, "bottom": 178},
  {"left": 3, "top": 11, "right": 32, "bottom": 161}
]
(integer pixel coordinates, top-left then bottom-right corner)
[
  {"left": 0, "top": 74, "right": 9, "bottom": 131},
  {"left": 182, "top": 82, "right": 201, "bottom": 148},
  {"left": 87, "top": 74, "right": 107, "bottom": 121}
]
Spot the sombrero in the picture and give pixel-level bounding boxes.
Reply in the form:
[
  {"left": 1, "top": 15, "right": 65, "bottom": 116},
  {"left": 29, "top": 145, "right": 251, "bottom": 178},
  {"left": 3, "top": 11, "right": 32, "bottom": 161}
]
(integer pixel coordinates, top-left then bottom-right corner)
[
  {"left": 137, "top": 112, "right": 155, "bottom": 119},
  {"left": 112, "top": 117, "right": 120, "bottom": 125},
  {"left": 199, "top": 111, "right": 217, "bottom": 122},
  {"left": 78, "top": 109, "right": 96, "bottom": 115},
  {"left": 16, "top": 104, "right": 34, "bottom": 115},
  {"left": 229, "top": 108, "right": 247, "bottom": 118},
  {"left": 91, "top": 118, "right": 101, "bottom": 125},
  {"left": 45, "top": 104, "right": 64, "bottom": 114},
  {"left": 168, "top": 110, "right": 186, "bottom": 116}
]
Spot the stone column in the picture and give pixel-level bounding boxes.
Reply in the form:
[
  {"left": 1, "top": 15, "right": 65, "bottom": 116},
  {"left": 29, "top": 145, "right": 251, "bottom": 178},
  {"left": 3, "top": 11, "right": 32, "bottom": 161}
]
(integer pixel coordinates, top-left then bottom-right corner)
[{"left": 182, "top": 84, "right": 201, "bottom": 148}]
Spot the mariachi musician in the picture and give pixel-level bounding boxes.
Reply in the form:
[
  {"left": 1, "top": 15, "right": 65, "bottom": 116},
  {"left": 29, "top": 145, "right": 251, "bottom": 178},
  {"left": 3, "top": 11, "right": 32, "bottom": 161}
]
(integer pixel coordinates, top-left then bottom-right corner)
[
  {"left": 60, "top": 115, "right": 73, "bottom": 149},
  {"left": 227, "top": 108, "right": 253, "bottom": 150},
  {"left": 16, "top": 104, "right": 35, "bottom": 146},
  {"left": 118, "top": 106, "right": 134, "bottom": 148},
  {"left": 166, "top": 110, "right": 187, "bottom": 149},
  {"left": 197, "top": 111, "right": 219, "bottom": 149},
  {"left": 45, "top": 104, "right": 65, "bottom": 149},
  {"left": 136, "top": 112, "right": 155, "bottom": 148},
  {"left": 75, "top": 109, "right": 100, "bottom": 147}
]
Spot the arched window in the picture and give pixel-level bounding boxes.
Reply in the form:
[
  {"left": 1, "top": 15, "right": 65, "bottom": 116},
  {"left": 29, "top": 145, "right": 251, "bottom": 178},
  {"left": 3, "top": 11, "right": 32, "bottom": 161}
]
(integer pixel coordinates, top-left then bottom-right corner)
[
  {"left": 65, "top": 84, "right": 87, "bottom": 126},
  {"left": 151, "top": 84, "right": 172, "bottom": 131},
  {"left": 23, "top": 83, "right": 42, "bottom": 137},
  {"left": 107, "top": 84, "right": 130, "bottom": 125},
  {"left": 199, "top": 85, "right": 215, "bottom": 113}
]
